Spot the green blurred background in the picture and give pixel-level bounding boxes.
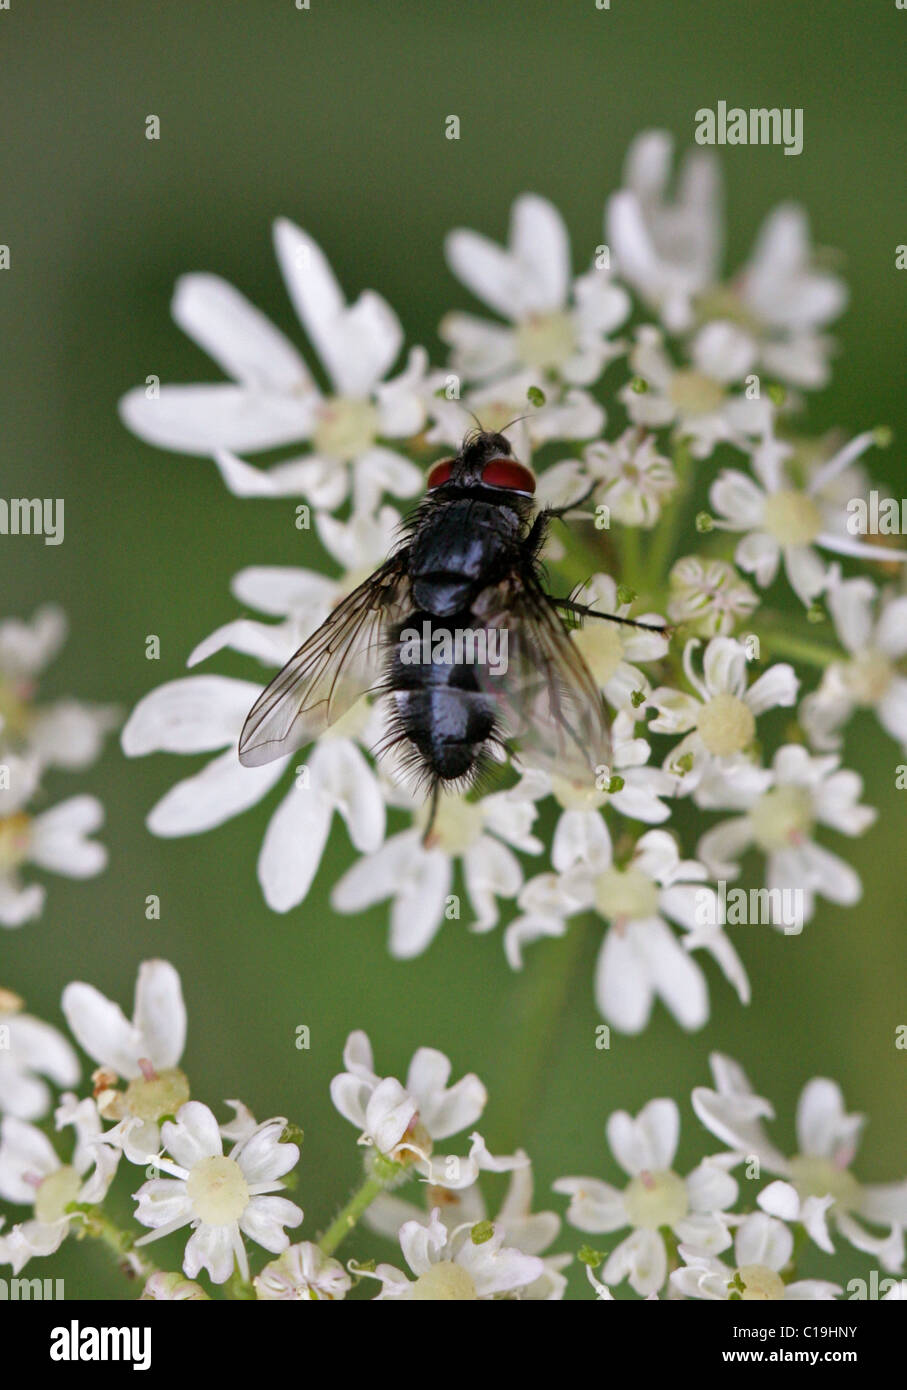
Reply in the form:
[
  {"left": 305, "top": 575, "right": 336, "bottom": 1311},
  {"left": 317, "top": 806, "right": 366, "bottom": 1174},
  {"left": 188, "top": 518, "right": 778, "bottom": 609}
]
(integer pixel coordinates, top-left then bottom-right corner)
[{"left": 0, "top": 0, "right": 904, "bottom": 1297}]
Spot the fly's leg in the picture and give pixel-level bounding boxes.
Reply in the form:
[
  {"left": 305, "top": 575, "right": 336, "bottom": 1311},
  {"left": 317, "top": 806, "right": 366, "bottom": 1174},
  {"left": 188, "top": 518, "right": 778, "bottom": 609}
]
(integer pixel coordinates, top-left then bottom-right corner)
[
  {"left": 544, "top": 482, "right": 598, "bottom": 520},
  {"left": 551, "top": 596, "right": 671, "bottom": 636},
  {"left": 421, "top": 780, "right": 442, "bottom": 847}
]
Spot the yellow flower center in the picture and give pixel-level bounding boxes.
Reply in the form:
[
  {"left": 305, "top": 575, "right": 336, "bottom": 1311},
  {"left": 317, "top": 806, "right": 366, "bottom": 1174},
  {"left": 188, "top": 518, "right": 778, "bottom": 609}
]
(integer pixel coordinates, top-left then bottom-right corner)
[
  {"left": 515, "top": 310, "right": 576, "bottom": 370},
  {"left": 762, "top": 490, "right": 823, "bottom": 546},
  {"left": 697, "top": 693, "right": 756, "bottom": 756},
  {"left": 418, "top": 796, "right": 484, "bottom": 855},
  {"left": 594, "top": 865, "right": 659, "bottom": 922},
  {"left": 411, "top": 1261, "right": 478, "bottom": 1300},
  {"left": 124, "top": 1068, "right": 191, "bottom": 1123},
  {"left": 623, "top": 1169, "right": 689, "bottom": 1230},
  {"left": 185, "top": 1155, "right": 250, "bottom": 1226},
  {"left": 0, "top": 813, "right": 32, "bottom": 873},
  {"left": 843, "top": 650, "right": 893, "bottom": 706},
  {"left": 734, "top": 1264, "right": 787, "bottom": 1300},
  {"left": 550, "top": 773, "right": 608, "bottom": 812},
  {"left": 34, "top": 1165, "right": 82, "bottom": 1224},
  {"left": 572, "top": 621, "right": 625, "bottom": 687},
  {"left": 694, "top": 287, "right": 761, "bottom": 335},
  {"left": 749, "top": 786, "right": 814, "bottom": 852},
  {"left": 313, "top": 396, "right": 379, "bottom": 462},
  {"left": 788, "top": 1154, "right": 861, "bottom": 1212},
  {"left": 668, "top": 370, "right": 725, "bottom": 417}
]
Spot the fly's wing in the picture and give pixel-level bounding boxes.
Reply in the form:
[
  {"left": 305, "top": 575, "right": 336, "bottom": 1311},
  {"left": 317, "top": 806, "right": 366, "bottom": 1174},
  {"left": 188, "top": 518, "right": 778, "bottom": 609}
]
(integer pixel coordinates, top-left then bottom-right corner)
[
  {"left": 238, "top": 551, "right": 411, "bottom": 767},
  {"left": 473, "top": 572, "right": 611, "bottom": 788}
]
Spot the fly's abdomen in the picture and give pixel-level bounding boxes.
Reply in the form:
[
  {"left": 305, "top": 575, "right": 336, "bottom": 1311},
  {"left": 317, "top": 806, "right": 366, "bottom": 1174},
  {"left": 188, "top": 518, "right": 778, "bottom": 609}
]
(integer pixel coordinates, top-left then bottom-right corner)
[{"left": 387, "top": 611, "right": 499, "bottom": 784}]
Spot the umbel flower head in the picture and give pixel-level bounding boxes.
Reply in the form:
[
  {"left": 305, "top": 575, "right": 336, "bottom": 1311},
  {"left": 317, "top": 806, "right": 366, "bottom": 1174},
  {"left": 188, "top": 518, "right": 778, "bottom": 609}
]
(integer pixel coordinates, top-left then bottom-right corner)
[{"left": 109, "top": 123, "right": 907, "bottom": 1065}]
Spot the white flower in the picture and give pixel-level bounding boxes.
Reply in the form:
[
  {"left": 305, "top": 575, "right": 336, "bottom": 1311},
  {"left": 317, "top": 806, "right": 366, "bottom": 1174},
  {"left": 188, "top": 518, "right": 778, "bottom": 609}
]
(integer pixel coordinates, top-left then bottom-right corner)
[
  {"left": 508, "top": 829, "right": 749, "bottom": 1033},
  {"left": 727, "top": 203, "right": 847, "bottom": 391},
  {"left": 566, "top": 573, "right": 669, "bottom": 711},
  {"left": 696, "top": 744, "right": 876, "bottom": 928},
  {"left": 329, "top": 1030, "right": 525, "bottom": 1190},
  {"left": 331, "top": 784, "right": 540, "bottom": 957},
  {"left": 619, "top": 325, "right": 771, "bottom": 461},
  {"left": 671, "top": 1212, "right": 841, "bottom": 1301},
  {"left": 668, "top": 556, "right": 760, "bottom": 637},
  {"left": 649, "top": 636, "right": 798, "bottom": 789},
  {"left": 0, "top": 996, "right": 79, "bottom": 1120},
  {"left": 0, "top": 1095, "right": 119, "bottom": 1274},
  {"left": 254, "top": 1242, "right": 351, "bottom": 1301},
  {"left": 132, "top": 1102, "right": 302, "bottom": 1284},
  {"left": 606, "top": 131, "right": 845, "bottom": 388},
  {"left": 693, "top": 1054, "right": 907, "bottom": 1272},
  {"left": 62, "top": 959, "right": 188, "bottom": 1162},
  {"left": 0, "top": 605, "right": 119, "bottom": 771},
  {"left": 0, "top": 753, "right": 108, "bottom": 928},
  {"left": 365, "top": 1153, "right": 569, "bottom": 1299},
  {"left": 800, "top": 570, "right": 907, "bottom": 753},
  {"left": 555, "top": 1097, "right": 737, "bottom": 1297},
  {"left": 710, "top": 428, "right": 907, "bottom": 606},
  {"left": 119, "top": 220, "right": 428, "bottom": 515},
  {"left": 122, "top": 531, "right": 389, "bottom": 913},
  {"left": 575, "top": 428, "right": 677, "bottom": 528},
  {"left": 361, "top": 1207, "right": 546, "bottom": 1300},
  {"left": 441, "top": 193, "right": 629, "bottom": 388},
  {"left": 606, "top": 130, "right": 722, "bottom": 334}
]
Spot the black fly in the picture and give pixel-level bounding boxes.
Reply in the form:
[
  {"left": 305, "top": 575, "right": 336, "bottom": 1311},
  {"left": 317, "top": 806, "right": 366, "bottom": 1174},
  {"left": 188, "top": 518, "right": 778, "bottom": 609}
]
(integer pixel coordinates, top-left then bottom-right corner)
[{"left": 238, "top": 429, "right": 667, "bottom": 835}]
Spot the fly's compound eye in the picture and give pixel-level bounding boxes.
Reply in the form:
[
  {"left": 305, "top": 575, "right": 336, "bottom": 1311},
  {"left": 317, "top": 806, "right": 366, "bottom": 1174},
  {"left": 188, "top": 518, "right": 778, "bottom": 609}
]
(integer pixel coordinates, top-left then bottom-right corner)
[
  {"left": 426, "top": 459, "right": 454, "bottom": 490},
  {"left": 481, "top": 458, "right": 536, "bottom": 495}
]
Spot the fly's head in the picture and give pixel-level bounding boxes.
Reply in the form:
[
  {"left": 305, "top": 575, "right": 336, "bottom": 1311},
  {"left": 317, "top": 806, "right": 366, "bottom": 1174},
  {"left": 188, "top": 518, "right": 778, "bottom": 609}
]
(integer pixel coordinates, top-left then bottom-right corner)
[{"left": 426, "top": 430, "right": 537, "bottom": 499}]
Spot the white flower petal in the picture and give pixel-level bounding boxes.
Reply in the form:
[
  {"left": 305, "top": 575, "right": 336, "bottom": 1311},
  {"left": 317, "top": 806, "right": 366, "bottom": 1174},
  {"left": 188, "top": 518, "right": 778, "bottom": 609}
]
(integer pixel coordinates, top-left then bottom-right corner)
[{"left": 147, "top": 747, "right": 286, "bottom": 837}]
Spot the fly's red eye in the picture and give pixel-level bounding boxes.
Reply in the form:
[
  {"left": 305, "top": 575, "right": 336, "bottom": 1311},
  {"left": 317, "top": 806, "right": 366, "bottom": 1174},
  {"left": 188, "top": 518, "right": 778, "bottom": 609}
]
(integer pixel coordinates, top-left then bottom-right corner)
[
  {"left": 481, "top": 458, "right": 536, "bottom": 494},
  {"left": 427, "top": 459, "right": 454, "bottom": 490}
]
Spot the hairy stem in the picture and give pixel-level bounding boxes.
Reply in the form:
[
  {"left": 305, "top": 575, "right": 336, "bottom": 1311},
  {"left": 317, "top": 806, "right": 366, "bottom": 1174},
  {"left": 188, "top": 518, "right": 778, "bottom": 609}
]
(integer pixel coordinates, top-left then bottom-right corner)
[
  {"left": 318, "top": 1170, "right": 397, "bottom": 1257},
  {"left": 74, "top": 1204, "right": 161, "bottom": 1283}
]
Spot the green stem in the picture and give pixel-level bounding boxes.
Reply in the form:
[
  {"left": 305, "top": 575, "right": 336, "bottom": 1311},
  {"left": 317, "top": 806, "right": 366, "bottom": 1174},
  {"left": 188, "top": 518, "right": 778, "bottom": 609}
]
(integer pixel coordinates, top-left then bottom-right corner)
[
  {"left": 644, "top": 440, "right": 694, "bottom": 596},
  {"left": 618, "top": 522, "right": 643, "bottom": 590},
  {"left": 318, "top": 1171, "right": 395, "bottom": 1257},
  {"left": 75, "top": 1205, "right": 161, "bottom": 1281},
  {"left": 758, "top": 630, "right": 840, "bottom": 669},
  {"left": 495, "top": 913, "right": 593, "bottom": 1151}
]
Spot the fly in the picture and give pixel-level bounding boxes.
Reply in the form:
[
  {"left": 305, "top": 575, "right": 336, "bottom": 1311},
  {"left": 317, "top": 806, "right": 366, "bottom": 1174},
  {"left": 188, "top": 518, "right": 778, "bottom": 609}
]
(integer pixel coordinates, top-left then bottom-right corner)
[{"left": 238, "top": 429, "right": 668, "bottom": 836}]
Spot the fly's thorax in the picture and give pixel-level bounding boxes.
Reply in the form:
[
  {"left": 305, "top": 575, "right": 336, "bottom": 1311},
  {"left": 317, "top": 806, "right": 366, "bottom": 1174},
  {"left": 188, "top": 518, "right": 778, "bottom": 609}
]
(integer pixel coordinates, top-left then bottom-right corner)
[{"left": 410, "top": 498, "right": 522, "bottom": 580}]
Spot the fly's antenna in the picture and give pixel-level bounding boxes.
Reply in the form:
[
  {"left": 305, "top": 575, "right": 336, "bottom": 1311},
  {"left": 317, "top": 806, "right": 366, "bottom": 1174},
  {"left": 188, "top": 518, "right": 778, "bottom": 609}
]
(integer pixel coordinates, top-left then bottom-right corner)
[{"left": 498, "top": 411, "right": 531, "bottom": 436}]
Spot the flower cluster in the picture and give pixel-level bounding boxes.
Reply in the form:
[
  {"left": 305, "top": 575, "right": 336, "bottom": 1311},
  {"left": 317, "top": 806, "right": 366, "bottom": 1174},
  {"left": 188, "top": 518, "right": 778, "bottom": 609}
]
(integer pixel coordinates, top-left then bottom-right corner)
[
  {"left": 116, "top": 130, "right": 905, "bottom": 1041},
  {"left": 0, "top": 606, "right": 118, "bottom": 927},
  {"left": 0, "top": 965, "right": 903, "bottom": 1300}
]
